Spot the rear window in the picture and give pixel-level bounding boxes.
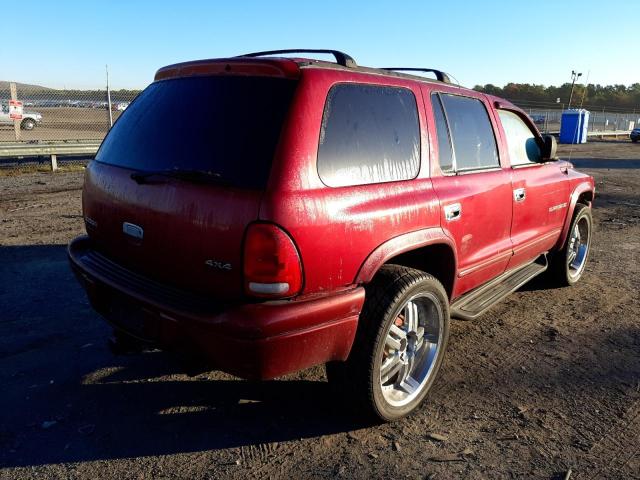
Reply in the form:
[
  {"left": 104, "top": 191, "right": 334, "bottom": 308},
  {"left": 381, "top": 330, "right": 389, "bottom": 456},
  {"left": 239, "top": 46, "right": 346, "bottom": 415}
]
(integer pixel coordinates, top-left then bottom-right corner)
[
  {"left": 95, "top": 76, "right": 297, "bottom": 189},
  {"left": 317, "top": 84, "right": 420, "bottom": 187}
]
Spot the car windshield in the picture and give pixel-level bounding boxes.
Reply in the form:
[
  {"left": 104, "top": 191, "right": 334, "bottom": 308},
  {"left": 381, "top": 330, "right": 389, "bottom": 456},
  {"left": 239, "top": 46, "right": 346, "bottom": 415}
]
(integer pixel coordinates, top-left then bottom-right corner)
[{"left": 95, "top": 75, "right": 297, "bottom": 189}]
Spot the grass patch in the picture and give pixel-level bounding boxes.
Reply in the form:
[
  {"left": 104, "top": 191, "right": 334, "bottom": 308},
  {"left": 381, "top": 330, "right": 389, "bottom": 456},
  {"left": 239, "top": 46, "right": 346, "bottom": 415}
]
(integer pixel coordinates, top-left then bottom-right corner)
[{"left": 0, "top": 163, "right": 86, "bottom": 177}]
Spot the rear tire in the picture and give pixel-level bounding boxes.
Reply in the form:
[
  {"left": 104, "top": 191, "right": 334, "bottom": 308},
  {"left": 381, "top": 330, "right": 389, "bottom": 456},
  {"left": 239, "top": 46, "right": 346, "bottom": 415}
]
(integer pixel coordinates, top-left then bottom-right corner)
[
  {"left": 326, "top": 265, "right": 450, "bottom": 422},
  {"left": 548, "top": 204, "right": 592, "bottom": 286},
  {"left": 20, "top": 118, "right": 36, "bottom": 131}
]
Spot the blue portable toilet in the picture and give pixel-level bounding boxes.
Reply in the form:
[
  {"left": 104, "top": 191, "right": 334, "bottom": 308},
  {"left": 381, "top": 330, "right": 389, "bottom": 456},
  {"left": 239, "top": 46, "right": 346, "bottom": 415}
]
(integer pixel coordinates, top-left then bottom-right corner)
[{"left": 560, "top": 109, "right": 590, "bottom": 144}]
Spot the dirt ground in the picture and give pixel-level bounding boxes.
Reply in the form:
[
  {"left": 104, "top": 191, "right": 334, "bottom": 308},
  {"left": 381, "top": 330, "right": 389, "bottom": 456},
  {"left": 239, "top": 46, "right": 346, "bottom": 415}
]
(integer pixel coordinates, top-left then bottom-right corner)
[{"left": 0, "top": 140, "right": 639, "bottom": 479}]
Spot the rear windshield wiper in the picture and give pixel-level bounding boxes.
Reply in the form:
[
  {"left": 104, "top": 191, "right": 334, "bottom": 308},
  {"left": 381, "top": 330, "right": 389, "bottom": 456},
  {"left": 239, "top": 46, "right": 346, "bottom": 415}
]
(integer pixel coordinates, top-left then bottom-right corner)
[{"left": 130, "top": 168, "right": 229, "bottom": 185}]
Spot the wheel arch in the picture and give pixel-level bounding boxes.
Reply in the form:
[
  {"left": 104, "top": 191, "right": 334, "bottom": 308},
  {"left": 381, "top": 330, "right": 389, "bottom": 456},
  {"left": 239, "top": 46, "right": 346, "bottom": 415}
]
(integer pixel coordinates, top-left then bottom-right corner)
[
  {"left": 555, "top": 181, "right": 595, "bottom": 250},
  {"left": 354, "top": 228, "right": 457, "bottom": 299}
]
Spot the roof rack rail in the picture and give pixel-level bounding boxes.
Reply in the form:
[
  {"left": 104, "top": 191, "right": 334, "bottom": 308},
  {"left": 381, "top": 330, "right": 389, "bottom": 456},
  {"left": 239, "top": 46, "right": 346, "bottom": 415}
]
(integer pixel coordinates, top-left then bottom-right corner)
[
  {"left": 239, "top": 49, "right": 357, "bottom": 68},
  {"left": 381, "top": 68, "right": 451, "bottom": 84}
]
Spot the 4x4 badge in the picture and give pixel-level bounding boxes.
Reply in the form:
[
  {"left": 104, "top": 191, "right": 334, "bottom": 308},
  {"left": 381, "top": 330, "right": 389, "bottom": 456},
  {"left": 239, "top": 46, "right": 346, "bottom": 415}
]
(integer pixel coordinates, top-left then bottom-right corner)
[{"left": 205, "top": 259, "right": 232, "bottom": 271}]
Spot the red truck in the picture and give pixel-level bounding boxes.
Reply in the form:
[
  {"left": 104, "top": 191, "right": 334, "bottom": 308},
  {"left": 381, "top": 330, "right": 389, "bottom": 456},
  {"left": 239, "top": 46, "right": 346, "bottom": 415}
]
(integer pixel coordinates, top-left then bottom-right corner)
[{"left": 69, "top": 50, "right": 595, "bottom": 421}]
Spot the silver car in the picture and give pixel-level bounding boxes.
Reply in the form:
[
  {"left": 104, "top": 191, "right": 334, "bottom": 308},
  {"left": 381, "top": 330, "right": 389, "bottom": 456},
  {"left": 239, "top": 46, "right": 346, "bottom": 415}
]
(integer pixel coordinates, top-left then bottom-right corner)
[{"left": 0, "top": 103, "right": 43, "bottom": 130}]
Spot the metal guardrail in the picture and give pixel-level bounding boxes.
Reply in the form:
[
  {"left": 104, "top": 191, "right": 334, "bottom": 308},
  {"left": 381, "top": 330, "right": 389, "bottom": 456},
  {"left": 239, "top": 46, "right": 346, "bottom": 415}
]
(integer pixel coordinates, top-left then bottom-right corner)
[
  {"left": 547, "top": 130, "right": 631, "bottom": 136},
  {"left": 0, "top": 140, "right": 101, "bottom": 158},
  {"left": 586, "top": 130, "right": 632, "bottom": 138},
  {"left": 0, "top": 130, "right": 633, "bottom": 172},
  {"left": 0, "top": 140, "right": 100, "bottom": 171}
]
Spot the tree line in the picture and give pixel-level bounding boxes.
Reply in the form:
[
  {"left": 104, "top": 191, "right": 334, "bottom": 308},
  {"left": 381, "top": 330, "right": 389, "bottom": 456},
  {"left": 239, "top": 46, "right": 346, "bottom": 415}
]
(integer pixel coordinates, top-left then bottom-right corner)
[{"left": 473, "top": 83, "right": 640, "bottom": 112}]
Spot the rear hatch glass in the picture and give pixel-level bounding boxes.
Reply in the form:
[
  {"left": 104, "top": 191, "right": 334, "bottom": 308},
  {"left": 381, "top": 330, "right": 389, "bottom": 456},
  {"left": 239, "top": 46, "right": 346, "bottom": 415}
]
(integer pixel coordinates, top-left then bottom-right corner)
[
  {"left": 85, "top": 75, "right": 297, "bottom": 299},
  {"left": 96, "top": 75, "right": 297, "bottom": 188}
]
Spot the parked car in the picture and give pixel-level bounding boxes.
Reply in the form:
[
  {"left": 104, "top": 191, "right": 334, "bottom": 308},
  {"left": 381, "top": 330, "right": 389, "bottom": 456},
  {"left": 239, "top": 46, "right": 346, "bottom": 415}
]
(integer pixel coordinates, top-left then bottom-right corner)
[
  {"left": 631, "top": 127, "right": 640, "bottom": 142},
  {"left": 0, "top": 103, "right": 42, "bottom": 130},
  {"left": 68, "top": 49, "right": 595, "bottom": 421},
  {"left": 529, "top": 114, "right": 546, "bottom": 125}
]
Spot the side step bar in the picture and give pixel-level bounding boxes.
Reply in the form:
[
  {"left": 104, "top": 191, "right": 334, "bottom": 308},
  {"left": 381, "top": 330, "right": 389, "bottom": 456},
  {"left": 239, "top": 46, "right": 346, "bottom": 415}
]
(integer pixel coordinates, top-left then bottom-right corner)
[{"left": 450, "top": 255, "right": 548, "bottom": 321}]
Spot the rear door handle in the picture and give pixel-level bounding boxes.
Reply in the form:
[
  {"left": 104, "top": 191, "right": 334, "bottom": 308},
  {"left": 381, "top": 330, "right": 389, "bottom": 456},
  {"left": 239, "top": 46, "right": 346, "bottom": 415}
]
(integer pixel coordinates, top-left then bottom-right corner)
[
  {"left": 514, "top": 188, "right": 526, "bottom": 202},
  {"left": 444, "top": 203, "right": 462, "bottom": 221}
]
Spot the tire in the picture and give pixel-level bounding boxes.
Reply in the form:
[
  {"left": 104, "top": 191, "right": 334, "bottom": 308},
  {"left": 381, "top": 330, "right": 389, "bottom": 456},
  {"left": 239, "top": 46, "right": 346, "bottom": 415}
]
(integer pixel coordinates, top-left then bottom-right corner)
[
  {"left": 326, "top": 265, "right": 450, "bottom": 422},
  {"left": 548, "top": 203, "right": 592, "bottom": 286},
  {"left": 20, "top": 118, "right": 36, "bottom": 130},
  {"left": 632, "top": 138, "right": 638, "bottom": 143}
]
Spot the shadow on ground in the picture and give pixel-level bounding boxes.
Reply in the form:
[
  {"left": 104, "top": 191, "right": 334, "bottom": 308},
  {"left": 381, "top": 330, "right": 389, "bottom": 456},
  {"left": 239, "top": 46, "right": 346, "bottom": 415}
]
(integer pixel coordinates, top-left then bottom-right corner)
[
  {"left": 0, "top": 245, "right": 368, "bottom": 468},
  {"left": 568, "top": 158, "right": 640, "bottom": 169},
  {"left": 1, "top": 244, "right": 638, "bottom": 470}
]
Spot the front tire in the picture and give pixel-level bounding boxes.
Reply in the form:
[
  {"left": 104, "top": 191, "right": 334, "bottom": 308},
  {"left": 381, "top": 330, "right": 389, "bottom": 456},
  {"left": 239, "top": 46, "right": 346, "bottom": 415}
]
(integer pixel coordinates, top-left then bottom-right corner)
[
  {"left": 548, "top": 203, "right": 592, "bottom": 286},
  {"left": 327, "top": 265, "right": 450, "bottom": 422}
]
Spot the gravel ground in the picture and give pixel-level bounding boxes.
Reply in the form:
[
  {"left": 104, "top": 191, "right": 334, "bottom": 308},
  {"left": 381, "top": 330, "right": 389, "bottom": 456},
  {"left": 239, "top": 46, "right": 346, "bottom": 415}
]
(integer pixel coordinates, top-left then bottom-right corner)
[{"left": 1, "top": 140, "right": 639, "bottom": 479}]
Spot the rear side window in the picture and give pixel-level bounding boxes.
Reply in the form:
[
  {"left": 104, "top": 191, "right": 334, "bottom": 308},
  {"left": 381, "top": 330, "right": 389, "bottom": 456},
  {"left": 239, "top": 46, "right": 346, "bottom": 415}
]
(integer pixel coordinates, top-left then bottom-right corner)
[
  {"left": 431, "top": 94, "right": 454, "bottom": 172},
  {"left": 438, "top": 94, "right": 499, "bottom": 171},
  {"left": 317, "top": 84, "right": 420, "bottom": 187},
  {"left": 498, "top": 110, "right": 541, "bottom": 166},
  {"left": 95, "top": 76, "right": 297, "bottom": 189}
]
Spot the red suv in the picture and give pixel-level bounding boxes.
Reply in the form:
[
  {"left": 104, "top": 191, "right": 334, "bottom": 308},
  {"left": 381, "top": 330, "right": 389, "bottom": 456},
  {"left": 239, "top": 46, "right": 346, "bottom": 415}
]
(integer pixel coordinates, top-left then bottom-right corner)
[{"left": 69, "top": 50, "right": 595, "bottom": 421}]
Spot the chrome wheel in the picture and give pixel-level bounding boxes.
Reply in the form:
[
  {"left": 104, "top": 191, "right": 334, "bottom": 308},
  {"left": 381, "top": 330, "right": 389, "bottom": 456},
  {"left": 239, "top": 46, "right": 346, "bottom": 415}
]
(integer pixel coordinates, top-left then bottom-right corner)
[
  {"left": 326, "top": 266, "right": 450, "bottom": 421},
  {"left": 380, "top": 292, "right": 444, "bottom": 407},
  {"left": 567, "top": 216, "right": 590, "bottom": 279}
]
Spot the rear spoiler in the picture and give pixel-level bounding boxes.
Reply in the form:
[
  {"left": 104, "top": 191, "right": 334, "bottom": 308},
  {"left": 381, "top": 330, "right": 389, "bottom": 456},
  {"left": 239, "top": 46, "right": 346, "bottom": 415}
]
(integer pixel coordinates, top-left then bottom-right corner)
[{"left": 155, "top": 58, "right": 301, "bottom": 81}]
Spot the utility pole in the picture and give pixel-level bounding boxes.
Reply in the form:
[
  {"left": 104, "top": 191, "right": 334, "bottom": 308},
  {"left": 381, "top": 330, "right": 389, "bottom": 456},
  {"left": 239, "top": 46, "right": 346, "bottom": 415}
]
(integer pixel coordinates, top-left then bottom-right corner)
[
  {"left": 9, "top": 82, "right": 20, "bottom": 142},
  {"left": 579, "top": 71, "right": 591, "bottom": 109},
  {"left": 567, "top": 70, "right": 582, "bottom": 110},
  {"left": 106, "top": 64, "right": 113, "bottom": 127}
]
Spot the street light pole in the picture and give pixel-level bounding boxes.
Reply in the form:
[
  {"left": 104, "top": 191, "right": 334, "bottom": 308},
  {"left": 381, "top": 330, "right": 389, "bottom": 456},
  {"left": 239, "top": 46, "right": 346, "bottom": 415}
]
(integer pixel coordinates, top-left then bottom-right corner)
[{"left": 567, "top": 70, "right": 582, "bottom": 110}]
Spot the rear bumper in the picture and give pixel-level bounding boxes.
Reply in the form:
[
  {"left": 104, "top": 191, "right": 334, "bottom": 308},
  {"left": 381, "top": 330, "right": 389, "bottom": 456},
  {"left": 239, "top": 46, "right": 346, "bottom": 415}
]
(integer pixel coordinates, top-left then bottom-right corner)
[{"left": 68, "top": 236, "right": 364, "bottom": 379}]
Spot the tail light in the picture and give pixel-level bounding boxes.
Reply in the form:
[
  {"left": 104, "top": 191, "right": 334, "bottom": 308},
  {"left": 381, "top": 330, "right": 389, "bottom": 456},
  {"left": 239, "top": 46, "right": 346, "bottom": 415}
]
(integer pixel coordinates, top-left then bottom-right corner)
[{"left": 243, "top": 223, "right": 303, "bottom": 298}]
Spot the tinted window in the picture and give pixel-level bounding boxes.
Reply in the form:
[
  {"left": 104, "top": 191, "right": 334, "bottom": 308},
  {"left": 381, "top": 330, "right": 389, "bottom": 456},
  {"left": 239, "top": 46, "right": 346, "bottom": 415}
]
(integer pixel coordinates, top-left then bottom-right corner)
[
  {"left": 95, "top": 76, "right": 297, "bottom": 189},
  {"left": 440, "top": 94, "right": 499, "bottom": 171},
  {"left": 317, "top": 84, "right": 420, "bottom": 187},
  {"left": 498, "top": 110, "right": 541, "bottom": 166},
  {"left": 431, "top": 94, "right": 453, "bottom": 172}
]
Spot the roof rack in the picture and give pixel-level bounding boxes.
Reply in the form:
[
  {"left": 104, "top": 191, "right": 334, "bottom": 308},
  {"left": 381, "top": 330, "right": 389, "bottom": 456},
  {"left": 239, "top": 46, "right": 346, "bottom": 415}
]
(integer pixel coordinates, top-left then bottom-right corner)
[
  {"left": 239, "top": 49, "right": 357, "bottom": 68},
  {"left": 381, "top": 68, "right": 451, "bottom": 84}
]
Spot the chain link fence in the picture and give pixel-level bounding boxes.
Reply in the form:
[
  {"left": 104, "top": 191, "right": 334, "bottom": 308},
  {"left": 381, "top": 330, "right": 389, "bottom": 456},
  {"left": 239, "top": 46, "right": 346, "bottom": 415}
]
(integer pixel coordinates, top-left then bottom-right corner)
[
  {"left": 511, "top": 100, "right": 639, "bottom": 135},
  {"left": 1, "top": 81, "right": 638, "bottom": 174},
  {"left": 0, "top": 81, "right": 139, "bottom": 173}
]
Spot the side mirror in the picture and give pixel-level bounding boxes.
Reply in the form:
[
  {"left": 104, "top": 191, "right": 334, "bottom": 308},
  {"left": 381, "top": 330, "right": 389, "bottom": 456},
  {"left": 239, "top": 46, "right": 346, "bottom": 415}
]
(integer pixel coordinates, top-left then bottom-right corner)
[{"left": 542, "top": 135, "right": 557, "bottom": 160}]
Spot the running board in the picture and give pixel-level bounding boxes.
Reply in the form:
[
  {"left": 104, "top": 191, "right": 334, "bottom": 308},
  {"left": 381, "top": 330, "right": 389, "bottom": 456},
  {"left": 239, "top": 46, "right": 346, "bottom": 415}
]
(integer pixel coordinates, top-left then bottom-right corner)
[{"left": 450, "top": 255, "right": 548, "bottom": 321}]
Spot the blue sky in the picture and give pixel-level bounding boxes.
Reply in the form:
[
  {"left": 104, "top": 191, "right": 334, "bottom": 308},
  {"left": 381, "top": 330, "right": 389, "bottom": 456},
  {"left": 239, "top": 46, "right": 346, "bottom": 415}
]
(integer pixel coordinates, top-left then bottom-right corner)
[{"left": 4, "top": 0, "right": 638, "bottom": 90}]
